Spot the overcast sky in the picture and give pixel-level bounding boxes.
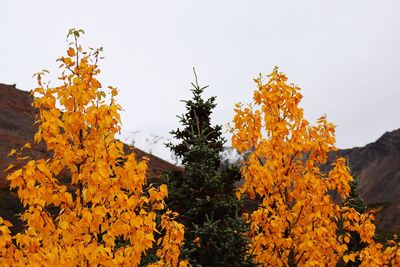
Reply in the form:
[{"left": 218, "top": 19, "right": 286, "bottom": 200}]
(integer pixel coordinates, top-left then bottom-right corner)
[{"left": 1, "top": 1, "right": 399, "bottom": 149}]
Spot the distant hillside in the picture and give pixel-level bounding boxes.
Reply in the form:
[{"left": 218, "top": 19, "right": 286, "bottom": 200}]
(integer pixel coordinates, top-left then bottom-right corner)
[
  {"left": 332, "top": 129, "right": 400, "bottom": 234},
  {"left": 0, "top": 83, "right": 42, "bottom": 188},
  {"left": 0, "top": 83, "right": 181, "bottom": 232}
]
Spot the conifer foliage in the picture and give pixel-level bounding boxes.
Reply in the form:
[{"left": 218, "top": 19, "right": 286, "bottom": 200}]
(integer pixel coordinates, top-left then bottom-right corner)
[
  {"left": 164, "top": 70, "right": 252, "bottom": 266},
  {"left": 339, "top": 175, "right": 368, "bottom": 267},
  {"left": 0, "top": 29, "right": 186, "bottom": 266}
]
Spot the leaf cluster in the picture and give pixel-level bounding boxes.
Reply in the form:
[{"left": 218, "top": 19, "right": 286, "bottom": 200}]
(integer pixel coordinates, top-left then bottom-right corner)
[{"left": 0, "top": 30, "right": 187, "bottom": 267}]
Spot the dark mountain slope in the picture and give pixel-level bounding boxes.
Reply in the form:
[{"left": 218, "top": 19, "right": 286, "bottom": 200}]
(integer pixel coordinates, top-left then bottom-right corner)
[{"left": 334, "top": 129, "right": 400, "bottom": 233}]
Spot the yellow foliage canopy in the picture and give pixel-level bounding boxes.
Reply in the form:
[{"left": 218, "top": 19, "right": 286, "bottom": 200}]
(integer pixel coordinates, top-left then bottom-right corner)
[
  {"left": 0, "top": 30, "right": 186, "bottom": 267},
  {"left": 231, "top": 68, "right": 400, "bottom": 266}
]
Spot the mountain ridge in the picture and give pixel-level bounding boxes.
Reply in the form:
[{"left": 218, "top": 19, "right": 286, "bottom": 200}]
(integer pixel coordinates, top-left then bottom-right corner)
[{"left": 333, "top": 128, "right": 400, "bottom": 233}]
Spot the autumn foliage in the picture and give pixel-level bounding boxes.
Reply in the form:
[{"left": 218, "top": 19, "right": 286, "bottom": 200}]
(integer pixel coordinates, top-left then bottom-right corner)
[
  {"left": 231, "top": 68, "right": 400, "bottom": 266},
  {"left": 0, "top": 29, "right": 186, "bottom": 266},
  {"left": 0, "top": 28, "right": 399, "bottom": 266}
]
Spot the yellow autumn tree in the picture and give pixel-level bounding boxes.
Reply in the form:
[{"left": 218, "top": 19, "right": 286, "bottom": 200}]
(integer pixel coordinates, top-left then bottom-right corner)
[
  {"left": 231, "top": 67, "right": 399, "bottom": 266},
  {"left": 0, "top": 29, "right": 187, "bottom": 266}
]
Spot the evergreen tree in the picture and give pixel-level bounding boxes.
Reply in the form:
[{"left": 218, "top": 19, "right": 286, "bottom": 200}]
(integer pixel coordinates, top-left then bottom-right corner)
[
  {"left": 344, "top": 176, "right": 367, "bottom": 214},
  {"left": 336, "top": 159, "right": 368, "bottom": 266},
  {"left": 163, "top": 70, "right": 253, "bottom": 267},
  {"left": 341, "top": 175, "right": 368, "bottom": 267}
]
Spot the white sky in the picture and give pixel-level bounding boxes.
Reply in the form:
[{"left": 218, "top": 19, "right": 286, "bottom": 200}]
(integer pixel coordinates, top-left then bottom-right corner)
[{"left": 1, "top": 1, "right": 399, "bottom": 149}]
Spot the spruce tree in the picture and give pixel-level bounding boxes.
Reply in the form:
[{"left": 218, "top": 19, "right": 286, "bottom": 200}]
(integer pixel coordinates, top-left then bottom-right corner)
[
  {"left": 337, "top": 160, "right": 368, "bottom": 266},
  {"left": 341, "top": 175, "right": 368, "bottom": 267},
  {"left": 163, "top": 70, "right": 252, "bottom": 267}
]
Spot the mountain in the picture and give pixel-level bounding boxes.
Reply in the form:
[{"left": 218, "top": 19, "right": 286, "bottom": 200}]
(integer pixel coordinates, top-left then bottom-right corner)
[
  {"left": 0, "top": 83, "right": 181, "bottom": 232},
  {"left": 0, "top": 84, "right": 45, "bottom": 187},
  {"left": 333, "top": 129, "right": 400, "bottom": 234}
]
